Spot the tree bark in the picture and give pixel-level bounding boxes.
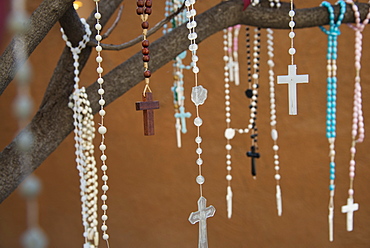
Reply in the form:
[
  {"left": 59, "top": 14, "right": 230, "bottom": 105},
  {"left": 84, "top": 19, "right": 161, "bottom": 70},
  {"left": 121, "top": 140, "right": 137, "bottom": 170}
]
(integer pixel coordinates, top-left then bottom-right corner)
[{"left": 0, "top": 0, "right": 369, "bottom": 203}]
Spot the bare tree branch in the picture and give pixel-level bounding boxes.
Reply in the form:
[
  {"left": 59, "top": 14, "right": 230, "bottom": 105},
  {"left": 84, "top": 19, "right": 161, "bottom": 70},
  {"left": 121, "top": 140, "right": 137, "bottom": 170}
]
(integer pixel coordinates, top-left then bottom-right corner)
[
  {"left": 1, "top": 0, "right": 370, "bottom": 203},
  {"left": 101, "top": 5, "right": 124, "bottom": 40},
  {"left": 93, "top": 1, "right": 186, "bottom": 51},
  {"left": 0, "top": 0, "right": 75, "bottom": 96}
]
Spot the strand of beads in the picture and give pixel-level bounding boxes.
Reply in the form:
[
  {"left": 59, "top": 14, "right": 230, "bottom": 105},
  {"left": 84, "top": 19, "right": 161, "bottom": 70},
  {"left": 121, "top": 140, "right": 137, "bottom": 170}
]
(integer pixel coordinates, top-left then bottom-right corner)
[
  {"left": 269, "top": 0, "right": 281, "bottom": 8},
  {"left": 137, "top": 0, "right": 153, "bottom": 94},
  {"left": 319, "top": 0, "right": 346, "bottom": 242},
  {"left": 93, "top": 0, "right": 110, "bottom": 245},
  {"left": 245, "top": 27, "right": 261, "bottom": 179},
  {"left": 223, "top": 28, "right": 234, "bottom": 219},
  {"left": 62, "top": 18, "right": 99, "bottom": 248},
  {"left": 186, "top": 2, "right": 216, "bottom": 247},
  {"left": 340, "top": 0, "right": 370, "bottom": 232},
  {"left": 267, "top": 28, "right": 282, "bottom": 216}
]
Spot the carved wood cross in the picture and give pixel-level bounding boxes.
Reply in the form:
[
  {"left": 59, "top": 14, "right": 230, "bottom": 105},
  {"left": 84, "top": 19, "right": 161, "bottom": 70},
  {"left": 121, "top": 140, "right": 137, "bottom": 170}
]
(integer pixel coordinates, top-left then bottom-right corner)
[{"left": 135, "top": 92, "right": 159, "bottom": 136}]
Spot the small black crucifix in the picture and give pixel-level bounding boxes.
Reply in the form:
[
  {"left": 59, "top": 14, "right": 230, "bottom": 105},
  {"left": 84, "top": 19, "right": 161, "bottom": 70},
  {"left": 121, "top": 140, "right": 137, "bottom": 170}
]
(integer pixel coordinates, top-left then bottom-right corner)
[
  {"left": 135, "top": 92, "right": 159, "bottom": 136},
  {"left": 246, "top": 145, "right": 260, "bottom": 178}
]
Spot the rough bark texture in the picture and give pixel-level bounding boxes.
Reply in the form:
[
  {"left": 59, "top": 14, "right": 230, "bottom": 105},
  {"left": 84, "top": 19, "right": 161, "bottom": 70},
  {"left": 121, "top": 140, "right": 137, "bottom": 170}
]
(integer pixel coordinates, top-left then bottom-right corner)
[{"left": 0, "top": 0, "right": 369, "bottom": 203}]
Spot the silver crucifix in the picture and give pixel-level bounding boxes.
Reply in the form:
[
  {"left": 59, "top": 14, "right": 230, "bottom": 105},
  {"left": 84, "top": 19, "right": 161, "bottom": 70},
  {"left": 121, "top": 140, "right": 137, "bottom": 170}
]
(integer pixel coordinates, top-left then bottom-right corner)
[
  {"left": 277, "top": 64, "right": 309, "bottom": 115},
  {"left": 189, "top": 196, "right": 216, "bottom": 248}
]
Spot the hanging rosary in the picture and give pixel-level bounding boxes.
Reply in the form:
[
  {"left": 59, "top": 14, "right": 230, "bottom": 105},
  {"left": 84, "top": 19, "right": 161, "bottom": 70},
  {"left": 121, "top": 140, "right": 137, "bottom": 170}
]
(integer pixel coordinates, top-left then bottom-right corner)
[
  {"left": 319, "top": 0, "right": 346, "bottom": 242},
  {"left": 185, "top": 1, "right": 216, "bottom": 247},
  {"left": 62, "top": 18, "right": 100, "bottom": 247},
  {"left": 340, "top": 0, "right": 369, "bottom": 233},
  {"left": 165, "top": 0, "right": 192, "bottom": 148},
  {"left": 93, "top": 0, "right": 112, "bottom": 246},
  {"left": 277, "top": 0, "right": 309, "bottom": 115},
  {"left": 135, "top": 0, "right": 160, "bottom": 136}
]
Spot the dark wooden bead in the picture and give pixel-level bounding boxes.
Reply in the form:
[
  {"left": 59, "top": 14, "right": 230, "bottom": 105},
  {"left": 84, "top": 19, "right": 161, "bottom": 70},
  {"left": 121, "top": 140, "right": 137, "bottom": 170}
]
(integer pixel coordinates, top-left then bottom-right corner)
[
  {"left": 144, "top": 7, "right": 152, "bottom": 15},
  {"left": 144, "top": 70, "right": 151, "bottom": 78},
  {"left": 137, "top": 0, "right": 145, "bottom": 7},
  {"left": 143, "top": 55, "right": 150, "bottom": 62},
  {"left": 142, "top": 40, "right": 149, "bottom": 47},
  {"left": 142, "top": 21, "right": 149, "bottom": 29},
  {"left": 145, "top": 0, "right": 152, "bottom": 7},
  {"left": 136, "top": 7, "right": 144, "bottom": 15},
  {"left": 142, "top": 48, "right": 150, "bottom": 55}
]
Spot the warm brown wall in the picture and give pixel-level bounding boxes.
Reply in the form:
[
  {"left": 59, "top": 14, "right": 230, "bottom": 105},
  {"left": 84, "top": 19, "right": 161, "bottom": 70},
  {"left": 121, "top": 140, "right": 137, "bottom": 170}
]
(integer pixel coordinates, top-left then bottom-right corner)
[{"left": 1, "top": 1, "right": 370, "bottom": 247}]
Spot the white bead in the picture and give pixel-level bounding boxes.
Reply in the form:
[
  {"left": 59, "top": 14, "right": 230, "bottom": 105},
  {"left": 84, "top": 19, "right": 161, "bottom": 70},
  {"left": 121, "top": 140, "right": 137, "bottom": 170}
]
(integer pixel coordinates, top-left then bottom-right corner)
[
  {"left": 101, "top": 165, "right": 107, "bottom": 171},
  {"left": 196, "top": 175, "right": 205, "bottom": 184},
  {"left": 226, "top": 175, "right": 232, "bottom": 181},
  {"left": 94, "top": 12, "right": 102, "bottom": 19},
  {"left": 289, "top": 21, "right": 295, "bottom": 28},
  {"left": 99, "top": 99, "right": 105, "bottom": 106},
  {"left": 97, "top": 78, "right": 104, "bottom": 84},
  {"left": 252, "top": 73, "right": 258, "bottom": 79},
  {"left": 289, "top": 48, "right": 296, "bottom": 55},
  {"left": 225, "top": 144, "right": 232, "bottom": 150},
  {"left": 275, "top": 174, "right": 281, "bottom": 180},
  {"left": 98, "top": 126, "right": 107, "bottom": 134},
  {"left": 96, "top": 45, "right": 102, "bottom": 52},
  {"left": 289, "top": 31, "right": 295, "bottom": 39},
  {"left": 103, "top": 234, "right": 109, "bottom": 240},
  {"left": 102, "top": 185, "right": 109, "bottom": 191},
  {"left": 274, "top": 165, "right": 280, "bottom": 171},
  {"left": 102, "top": 214, "right": 108, "bottom": 221},
  {"left": 226, "top": 166, "right": 232, "bottom": 171},
  {"left": 273, "top": 145, "right": 279, "bottom": 151},
  {"left": 95, "top": 34, "right": 102, "bottom": 41},
  {"left": 101, "top": 195, "right": 108, "bottom": 201},
  {"left": 98, "top": 88, "right": 105, "bottom": 95},
  {"left": 99, "top": 109, "right": 106, "bottom": 116},
  {"left": 289, "top": 10, "right": 295, "bottom": 17},
  {"left": 95, "top": 23, "right": 102, "bottom": 31},
  {"left": 96, "top": 56, "right": 103, "bottom": 63},
  {"left": 101, "top": 225, "right": 108, "bottom": 231},
  {"left": 196, "top": 148, "right": 203, "bottom": 154},
  {"left": 196, "top": 158, "right": 203, "bottom": 165},
  {"left": 97, "top": 67, "right": 103, "bottom": 74},
  {"left": 195, "top": 136, "right": 202, "bottom": 144},
  {"left": 194, "top": 117, "right": 203, "bottom": 126},
  {"left": 192, "top": 66, "right": 199, "bottom": 74},
  {"left": 271, "top": 129, "right": 278, "bottom": 140},
  {"left": 226, "top": 154, "right": 231, "bottom": 159},
  {"left": 101, "top": 154, "right": 107, "bottom": 161}
]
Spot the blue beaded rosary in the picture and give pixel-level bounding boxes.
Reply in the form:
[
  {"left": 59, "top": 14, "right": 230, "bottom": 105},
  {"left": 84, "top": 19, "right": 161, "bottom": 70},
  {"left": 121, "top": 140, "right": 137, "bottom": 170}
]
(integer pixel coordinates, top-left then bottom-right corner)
[{"left": 319, "top": 0, "right": 346, "bottom": 242}]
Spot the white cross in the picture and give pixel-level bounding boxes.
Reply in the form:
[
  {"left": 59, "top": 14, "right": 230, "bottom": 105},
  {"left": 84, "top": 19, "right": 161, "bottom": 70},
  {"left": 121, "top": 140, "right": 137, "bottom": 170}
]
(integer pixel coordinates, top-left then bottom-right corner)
[
  {"left": 277, "top": 64, "right": 309, "bottom": 115},
  {"left": 189, "top": 196, "right": 216, "bottom": 248},
  {"left": 226, "top": 186, "right": 233, "bottom": 219},
  {"left": 276, "top": 185, "right": 282, "bottom": 216},
  {"left": 328, "top": 206, "right": 334, "bottom": 242},
  {"left": 341, "top": 197, "right": 359, "bottom": 232}
]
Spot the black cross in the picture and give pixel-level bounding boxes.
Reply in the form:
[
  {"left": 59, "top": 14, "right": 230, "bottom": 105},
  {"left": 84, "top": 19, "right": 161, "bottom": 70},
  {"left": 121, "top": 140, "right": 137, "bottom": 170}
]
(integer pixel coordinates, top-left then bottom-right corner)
[{"left": 246, "top": 145, "right": 260, "bottom": 177}]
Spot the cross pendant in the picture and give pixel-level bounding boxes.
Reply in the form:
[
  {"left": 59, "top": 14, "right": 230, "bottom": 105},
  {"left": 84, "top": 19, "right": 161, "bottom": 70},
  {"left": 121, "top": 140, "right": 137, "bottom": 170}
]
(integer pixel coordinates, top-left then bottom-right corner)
[
  {"left": 174, "top": 106, "right": 191, "bottom": 133},
  {"left": 189, "top": 196, "right": 216, "bottom": 248},
  {"left": 341, "top": 197, "right": 359, "bottom": 232},
  {"left": 135, "top": 92, "right": 159, "bottom": 136},
  {"left": 277, "top": 64, "right": 309, "bottom": 115},
  {"left": 246, "top": 145, "right": 260, "bottom": 177}
]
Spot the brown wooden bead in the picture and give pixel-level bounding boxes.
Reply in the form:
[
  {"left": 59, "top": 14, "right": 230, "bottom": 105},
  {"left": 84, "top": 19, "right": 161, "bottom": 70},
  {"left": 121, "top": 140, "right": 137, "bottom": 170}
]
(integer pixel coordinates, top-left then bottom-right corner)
[
  {"left": 145, "top": 0, "right": 152, "bottom": 7},
  {"left": 144, "top": 7, "right": 152, "bottom": 15},
  {"left": 144, "top": 70, "right": 151, "bottom": 78},
  {"left": 142, "top": 48, "right": 149, "bottom": 55},
  {"left": 143, "top": 55, "right": 150, "bottom": 62},
  {"left": 136, "top": 7, "right": 144, "bottom": 15},
  {"left": 142, "top": 40, "right": 149, "bottom": 47},
  {"left": 137, "top": 0, "right": 145, "bottom": 7},
  {"left": 141, "top": 21, "right": 149, "bottom": 29}
]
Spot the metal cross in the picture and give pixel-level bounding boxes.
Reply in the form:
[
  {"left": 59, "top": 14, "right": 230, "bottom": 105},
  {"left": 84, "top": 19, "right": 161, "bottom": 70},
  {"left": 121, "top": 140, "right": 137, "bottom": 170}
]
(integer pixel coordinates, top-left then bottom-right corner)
[
  {"left": 341, "top": 197, "right": 359, "bottom": 232},
  {"left": 246, "top": 145, "right": 260, "bottom": 178},
  {"left": 188, "top": 196, "right": 216, "bottom": 248},
  {"left": 277, "top": 64, "right": 309, "bottom": 115},
  {"left": 135, "top": 92, "right": 159, "bottom": 136},
  {"left": 174, "top": 106, "right": 191, "bottom": 133}
]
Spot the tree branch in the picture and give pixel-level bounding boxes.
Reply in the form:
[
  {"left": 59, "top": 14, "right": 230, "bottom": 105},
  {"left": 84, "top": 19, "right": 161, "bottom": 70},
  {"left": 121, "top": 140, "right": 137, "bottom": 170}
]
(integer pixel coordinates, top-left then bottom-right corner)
[
  {"left": 0, "top": 0, "right": 75, "bottom": 96},
  {"left": 1, "top": 0, "right": 370, "bottom": 203}
]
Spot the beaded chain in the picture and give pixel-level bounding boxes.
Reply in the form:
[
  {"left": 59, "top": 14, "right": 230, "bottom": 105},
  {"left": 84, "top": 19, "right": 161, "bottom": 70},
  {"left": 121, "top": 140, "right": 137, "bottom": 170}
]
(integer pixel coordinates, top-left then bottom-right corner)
[
  {"left": 267, "top": 28, "right": 282, "bottom": 216},
  {"left": 245, "top": 27, "right": 261, "bottom": 179},
  {"left": 137, "top": 0, "right": 153, "bottom": 95},
  {"left": 319, "top": 0, "right": 346, "bottom": 242},
  {"left": 165, "top": 0, "right": 192, "bottom": 148},
  {"left": 277, "top": 0, "right": 309, "bottom": 115},
  {"left": 62, "top": 19, "right": 100, "bottom": 248},
  {"left": 340, "top": 0, "right": 370, "bottom": 232},
  {"left": 186, "top": 1, "right": 216, "bottom": 247},
  {"left": 269, "top": 0, "right": 281, "bottom": 8},
  {"left": 93, "top": 0, "right": 111, "bottom": 246}
]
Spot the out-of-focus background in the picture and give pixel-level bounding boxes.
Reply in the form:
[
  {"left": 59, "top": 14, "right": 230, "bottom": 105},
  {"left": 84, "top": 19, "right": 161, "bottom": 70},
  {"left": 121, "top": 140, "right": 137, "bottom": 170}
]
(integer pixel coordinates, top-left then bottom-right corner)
[{"left": 1, "top": 0, "right": 370, "bottom": 247}]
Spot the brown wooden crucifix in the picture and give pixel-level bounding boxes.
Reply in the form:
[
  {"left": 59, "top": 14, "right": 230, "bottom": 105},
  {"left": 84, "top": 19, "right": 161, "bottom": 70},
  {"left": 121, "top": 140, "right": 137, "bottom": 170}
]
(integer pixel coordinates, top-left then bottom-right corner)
[{"left": 135, "top": 92, "right": 159, "bottom": 136}]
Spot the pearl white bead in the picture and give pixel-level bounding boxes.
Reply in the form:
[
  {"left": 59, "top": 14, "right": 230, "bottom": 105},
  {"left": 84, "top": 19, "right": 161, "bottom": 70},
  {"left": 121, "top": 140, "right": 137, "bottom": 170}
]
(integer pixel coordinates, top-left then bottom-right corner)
[
  {"left": 98, "top": 126, "right": 107, "bottom": 134},
  {"left": 226, "top": 175, "right": 232, "bottom": 181}
]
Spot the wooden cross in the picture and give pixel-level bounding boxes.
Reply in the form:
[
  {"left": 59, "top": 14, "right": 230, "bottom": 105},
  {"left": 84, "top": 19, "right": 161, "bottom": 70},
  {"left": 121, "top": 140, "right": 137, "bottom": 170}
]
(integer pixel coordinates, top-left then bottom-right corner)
[
  {"left": 277, "top": 64, "right": 309, "bottom": 115},
  {"left": 341, "top": 197, "right": 359, "bottom": 232},
  {"left": 174, "top": 106, "right": 191, "bottom": 133},
  {"left": 246, "top": 145, "right": 260, "bottom": 177},
  {"left": 135, "top": 92, "right": 159, "bottom": 136},
  {"left": 188, "top": 196, "right": 216, "bottom": 248}
]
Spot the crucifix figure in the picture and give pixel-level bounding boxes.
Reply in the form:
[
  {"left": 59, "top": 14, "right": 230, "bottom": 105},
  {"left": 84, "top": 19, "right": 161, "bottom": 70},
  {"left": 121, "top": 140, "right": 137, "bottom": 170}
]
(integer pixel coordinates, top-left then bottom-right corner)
[
  {"left": 135, "top": 92, "right": 159, "bottom": 136},
  {"left": 277, "top": 64, "right": 309, "bottom": 115},
  {"left": 174, "top": 106, "right": 191, "bottom": 133},
  {"left": 246, "top": 145, "right": 260, "bottom": 178},
  {"left": 188, "top": 196, "right": 216, "bottom": 248},
  {"left": 341, "top": 197, "right": 359, "bottom": 232}
]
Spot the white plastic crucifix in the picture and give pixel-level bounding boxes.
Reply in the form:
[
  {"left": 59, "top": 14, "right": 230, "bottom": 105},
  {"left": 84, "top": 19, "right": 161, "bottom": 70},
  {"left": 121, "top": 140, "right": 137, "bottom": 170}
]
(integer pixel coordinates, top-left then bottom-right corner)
[
  {"left": 277, "top": 64, "right": 309, "bottom": 115},
  {"left": 189, "top": 196, "right": 216, "bottom": 248},
  {"left": 341, "top": 197, "right": 359, "bottom": 232}
]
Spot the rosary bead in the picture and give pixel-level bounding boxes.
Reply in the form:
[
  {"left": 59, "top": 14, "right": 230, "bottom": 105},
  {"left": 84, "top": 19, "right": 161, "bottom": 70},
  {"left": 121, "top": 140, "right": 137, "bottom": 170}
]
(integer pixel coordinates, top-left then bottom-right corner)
[
  {"left": 137, "top": 0, "right": 145, "bottom": 7},
  {"left": 103, "top": 234, "right": 109, "bottom": 240},
  {"left": 144, "top": 70, "right": 151, "bottom": 78},
  {"left": 141, "top": 21, "right": 149, "bottom": 29},
  {"left": 143, "top": 55, "right": 150, "bottom": 62},
  {"left": 142, "top": 47, "right": 149, "bottom": 55},
  {"left": 136, "top": 7, "right": 144, "bottom": 15},
  {"left": 144, "top": 7, "right": 152, "bottom": 15},
  {"left": 94, "top": 12, "right": 101, "bottom": 20},
  {"left": 145, "top": 0, "right": 152, "bottom": 7},
  {"left": 142, "top": 39, "right": 149, "bottom": 47},
  {"left": 196, "top": 175, "right": 205, "bottom": 185}
]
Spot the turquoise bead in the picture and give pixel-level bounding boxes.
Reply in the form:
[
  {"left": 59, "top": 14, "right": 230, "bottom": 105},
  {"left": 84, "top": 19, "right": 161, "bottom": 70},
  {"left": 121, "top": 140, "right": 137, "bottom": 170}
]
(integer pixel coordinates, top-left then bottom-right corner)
[
  {"left": 330, "top": 162, "right": 335, "bottom": 168},
  {"left": 329, "top": 185, "right": 335, "bottom": 191}
]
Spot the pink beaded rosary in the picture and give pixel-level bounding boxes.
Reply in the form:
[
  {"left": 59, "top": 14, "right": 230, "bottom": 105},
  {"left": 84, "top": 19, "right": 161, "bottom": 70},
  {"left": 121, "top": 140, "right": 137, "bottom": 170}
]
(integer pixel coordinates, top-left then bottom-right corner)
[{"left": 340, "top": 0, "right": 369, "bottom": 232}]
